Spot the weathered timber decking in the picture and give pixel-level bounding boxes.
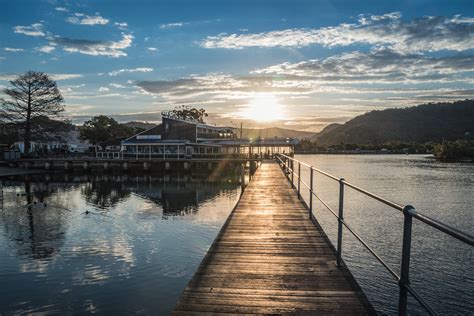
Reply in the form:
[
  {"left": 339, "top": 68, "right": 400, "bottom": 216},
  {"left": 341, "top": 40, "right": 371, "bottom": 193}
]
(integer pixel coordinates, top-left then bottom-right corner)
[{"left": 173, "top": 162, "right": 373, "bottom": 315}]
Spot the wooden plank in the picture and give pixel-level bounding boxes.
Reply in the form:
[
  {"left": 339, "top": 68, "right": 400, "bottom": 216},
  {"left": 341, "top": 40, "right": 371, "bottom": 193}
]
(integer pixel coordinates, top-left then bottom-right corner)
[{"left": 173, "top": 162, "right": 374, "bottom": 315}]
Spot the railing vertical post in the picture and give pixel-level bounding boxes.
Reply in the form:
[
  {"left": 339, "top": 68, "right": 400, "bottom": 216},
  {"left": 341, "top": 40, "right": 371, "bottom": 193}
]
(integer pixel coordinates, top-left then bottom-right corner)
[
  {"left": 291, "top": 160, "right": 294, "bottom": 188},
  {"left": 309, "top": 168, "right": 313, "bottom": 219},
  {"left": 297, "top": 162, "right": 301, "bottom": 199},
  {"left": 399, "top": 205, "right": 414, "bottom": 316},
  {"left": 337, "top": 178, "right": 345, "bottom": 267},
  {"left": 240, "top": 163, "right": 245, "bottom": 196}
]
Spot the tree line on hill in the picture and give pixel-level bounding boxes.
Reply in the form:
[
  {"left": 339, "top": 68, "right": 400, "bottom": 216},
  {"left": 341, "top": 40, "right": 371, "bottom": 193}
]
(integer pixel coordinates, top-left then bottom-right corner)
[{"left": 295, "top": 100, "right": 474, "bottom": 159}]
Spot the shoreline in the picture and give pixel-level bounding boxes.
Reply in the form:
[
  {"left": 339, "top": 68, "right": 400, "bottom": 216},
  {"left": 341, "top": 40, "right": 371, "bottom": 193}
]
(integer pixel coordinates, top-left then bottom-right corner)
[{"left": 294, "top": 152, "right": 431, "bottom": 156}]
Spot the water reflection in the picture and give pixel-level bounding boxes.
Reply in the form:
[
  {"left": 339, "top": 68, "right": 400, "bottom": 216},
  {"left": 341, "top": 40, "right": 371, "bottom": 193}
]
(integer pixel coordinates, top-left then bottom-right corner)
[
  {"left": 0, "top": 179, "right": 73, "bottom": 260},
  {"left": 0, "top": 171, "right": 240, "bottom": 315},
  {"left": 81, "top": 177, "right": 132, "bottom": 210}
]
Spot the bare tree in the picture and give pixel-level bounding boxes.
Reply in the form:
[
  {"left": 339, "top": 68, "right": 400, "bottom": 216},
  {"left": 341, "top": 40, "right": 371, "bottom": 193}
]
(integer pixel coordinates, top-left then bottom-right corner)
[{"left": 0, "top": 71, "right": 65, "bottom": 154}]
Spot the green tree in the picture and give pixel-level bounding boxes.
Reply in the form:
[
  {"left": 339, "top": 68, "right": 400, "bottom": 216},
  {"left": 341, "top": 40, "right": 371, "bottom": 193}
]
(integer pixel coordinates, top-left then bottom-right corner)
[
  {"left": 171, "top": 105, "right": 208, "bottom": 123},
  {"left": 80, "top": 115, "right": 134, "bottom": 149},
  {"left": 433, "top": 140, "right": 474, "bottom": 161},
  {"left": 0, "top": 71, "right": 65, "bottom": 154}
]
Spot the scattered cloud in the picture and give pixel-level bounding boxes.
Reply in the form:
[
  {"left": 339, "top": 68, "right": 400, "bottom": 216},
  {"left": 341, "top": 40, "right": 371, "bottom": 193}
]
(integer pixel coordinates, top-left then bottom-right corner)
[
  {"left": 0, "top": 73, "right": 83, "bottom": 81},
  {"left": 0, "top": 74, "right": 17, "bottom": 81},
  {"left": 13, "top": 23, "right": 45, "bottom": 37},
  {"left": 108, "top": 67, "right": 153, "bottom": 76},
  {"left": 201, "top": 13, "right": 474, "bottom": 53},
  {"left": 99, "top": 86, "right": 110, "bottom": 92},
  {"left": 67, "top": 13, "right": 109, "bottom": 25},
  {"left": 160, "top": 22, "right": 184, "bottom": 29},
  {"left": 136, "top": 74, "right": 309, "bottom": 99},
  {"left": 50, "top": 73, "right": 83, "bottom": 80},
  {"left": 253, "top": 49, "right": 474, "bottom": 84},
  {"left": 4, "top": 47, "right": 24, "bottom": 52},
  {"left": 55, "top": 7, "right": 68, "bottom": 12},
  {"left": 49, "top": 33, "right": 134, "bottom": 57},
  {"left": 37, "top": 45, "right": 55, "bottom": 53},
  {"left": 114, "top": 22, "right": 128, "bottom": 30},
  {"left": 148, "top": 47, "right": 158, "bottom": 52},
  {"left": 109, "top": 83, "right": 127, "bottom": 88}
]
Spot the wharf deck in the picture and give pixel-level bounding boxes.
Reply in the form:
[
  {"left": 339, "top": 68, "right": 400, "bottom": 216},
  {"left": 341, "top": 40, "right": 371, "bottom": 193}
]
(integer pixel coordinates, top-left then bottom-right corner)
[{"left": 173, "top": 162, "right": 373, "bottom": 315}]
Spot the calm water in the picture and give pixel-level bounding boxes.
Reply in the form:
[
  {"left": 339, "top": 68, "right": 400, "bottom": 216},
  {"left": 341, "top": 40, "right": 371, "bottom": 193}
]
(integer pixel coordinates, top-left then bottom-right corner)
[
  {"left": 0, "top": 173, "right": 240, "bottom": 315},
  {"left": 295, "top": 154, "right": 473, "bottom": 315},
  {"left": 1, "top": 157, "right": 472, "bottom": 315}
]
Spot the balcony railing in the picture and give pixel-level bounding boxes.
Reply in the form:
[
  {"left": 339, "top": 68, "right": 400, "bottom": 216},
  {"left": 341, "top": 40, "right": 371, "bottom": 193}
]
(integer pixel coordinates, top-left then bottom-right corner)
[{"left": 275, "top": 153, "right": 473, "bottom": 315}]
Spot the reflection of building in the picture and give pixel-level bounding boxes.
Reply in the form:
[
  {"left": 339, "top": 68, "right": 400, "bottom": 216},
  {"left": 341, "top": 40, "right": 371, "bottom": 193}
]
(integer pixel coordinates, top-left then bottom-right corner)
[
  {"left": 120, "top": 112, "right": 297, "bottom": 159},
  {"left": 131, "top": 182, "right": 237, "bottom": 217}
]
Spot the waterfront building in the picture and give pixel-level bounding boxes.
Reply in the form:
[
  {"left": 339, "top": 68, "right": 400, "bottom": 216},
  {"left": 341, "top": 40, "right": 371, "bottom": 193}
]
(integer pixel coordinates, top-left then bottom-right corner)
[
  {"left": 119, "top": 112, "right": 297, "bottom": 159},
  {"left": 13, "top": 127, "right": 91, "bottom": 154}
]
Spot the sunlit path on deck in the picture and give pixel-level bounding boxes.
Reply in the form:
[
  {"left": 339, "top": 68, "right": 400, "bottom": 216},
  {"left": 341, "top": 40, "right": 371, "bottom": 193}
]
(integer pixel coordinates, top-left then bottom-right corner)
[{"left": 173, "top": 162, "right": 373, "bottom": 314}]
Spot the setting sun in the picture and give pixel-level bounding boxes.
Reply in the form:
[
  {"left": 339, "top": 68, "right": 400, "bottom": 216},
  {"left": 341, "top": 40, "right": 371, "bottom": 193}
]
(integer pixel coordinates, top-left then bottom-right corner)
[{"left": 239, "top": 93, "right": 285, "bottom": 122}]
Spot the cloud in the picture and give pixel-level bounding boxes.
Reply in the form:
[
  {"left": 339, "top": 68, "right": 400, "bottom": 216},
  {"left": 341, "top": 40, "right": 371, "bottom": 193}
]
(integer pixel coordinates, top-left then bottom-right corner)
[
  {"left": 55, "top": 7, "right": 68, "bottom": 12},
  {"left": 49, "top": 33, "right": 133, "bottom": 57},
  {"left": 50, "top": 74, "right": 83, "bottom": 80},
  {"left": 99, "top": 87, "right": 110, "bottom": 92},
  {"left": 148, "top": 47, "right": 158, "bottom": 52},
  {"left": 108, "top": 67, "right": 153, "bottom": 76},
  {"left": 0, "top": 73, "right": 82, "bottom": 81},
  {"left": 114, "top": 22, "right": 128, "bottom": 30},
  {"left": 201, "top": 13, "right": 474, "bottom": 53},
  {"left": 160, "top": 22, "right": 184, "bottom": 29},
  {"left": 67, "top": 13, "right": 109, "bottom": 25},
  {"left": 37, "top": 45, "right": 55, "bottom": 53},
  {"left": 4, "top": 47, "right": 24, "bottom": 52},
  {"left": 252, "top": 49, "right": 474, "bottom": 84},
  {"left": 135, "top": 74, "right": 311, "bottom": 100},
  {"left": 13, "top": 23, "right": 45, "bottom": 37},
  {"left": 109, "top": 83, "right": 127, "bottom": 88},
  {"left": 0, "top": 74, "right": 17, "bottom": 81}
]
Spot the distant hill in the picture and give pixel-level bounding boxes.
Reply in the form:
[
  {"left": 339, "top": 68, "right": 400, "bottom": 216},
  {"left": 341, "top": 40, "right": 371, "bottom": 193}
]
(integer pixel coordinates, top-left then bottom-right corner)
[
  {"left": 311, "top": 100, "right": 474, "bottom": 145},
  {"left": 311, "top": 123, "right": 341, "bottom": 140},
  {"left": 242, "top": 127, "right": 314, "bottom": 139},
  {"left": 123, "top": 121, "right": 157, "bottom": 130}
]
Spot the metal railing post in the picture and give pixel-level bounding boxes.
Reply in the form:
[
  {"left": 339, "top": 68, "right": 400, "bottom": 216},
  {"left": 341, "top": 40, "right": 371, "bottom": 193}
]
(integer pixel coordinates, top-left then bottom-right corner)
[
  {"left": 240, "top": 163, "right": 245, "bottom": 196},
  {"left": 399, "top": 205, "right": 414, "bottom": 316},
  {"left": 337, "top": 178, "right": 345, "bottom": 267},
  {"left": 309, "top": 168, "right": 314, "bottom": 219},
  {"left": 291, "top": 160, "right": 294, "bottom": 187},
  {"left": 297, "top": 162, "right": 301, "bottom": 199}
]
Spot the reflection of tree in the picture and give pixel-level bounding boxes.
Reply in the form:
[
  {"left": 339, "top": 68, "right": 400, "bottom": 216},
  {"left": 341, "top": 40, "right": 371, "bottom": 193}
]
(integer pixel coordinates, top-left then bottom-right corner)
[
  {"left": 0, "top": 179, "right": 69, "bottom": 260},
  {"left": 161, "top": 188, "right": 199, "bottom": 215},
  {"left": 81, "top": 178, "right": 131, "bottom": 209}
]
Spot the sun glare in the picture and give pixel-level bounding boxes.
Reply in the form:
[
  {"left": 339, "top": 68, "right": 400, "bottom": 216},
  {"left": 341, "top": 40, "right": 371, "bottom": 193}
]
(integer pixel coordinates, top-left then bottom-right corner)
[{"left": 239, "top": 93, "right": 285, "bottom": 122}]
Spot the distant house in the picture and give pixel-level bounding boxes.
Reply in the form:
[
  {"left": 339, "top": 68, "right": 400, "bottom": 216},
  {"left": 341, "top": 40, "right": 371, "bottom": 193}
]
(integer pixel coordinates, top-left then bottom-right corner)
[
  {"left": 13, "top": 127, "right": 91, "bottom": 154},
  {"left": 120, "top": 112, "right": 297, "bottom": 159}
]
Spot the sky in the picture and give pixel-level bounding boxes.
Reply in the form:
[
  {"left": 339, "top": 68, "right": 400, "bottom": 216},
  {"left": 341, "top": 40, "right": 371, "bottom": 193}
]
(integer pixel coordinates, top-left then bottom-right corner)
[{"left": 1, "top": 0, "right": 473, "bottom": 132}]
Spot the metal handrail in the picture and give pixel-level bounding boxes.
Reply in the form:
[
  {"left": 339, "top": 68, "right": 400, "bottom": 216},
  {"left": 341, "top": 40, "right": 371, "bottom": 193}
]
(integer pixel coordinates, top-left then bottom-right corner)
[{"left": 275, "top": 153, "right": 473, "bottom": 315}]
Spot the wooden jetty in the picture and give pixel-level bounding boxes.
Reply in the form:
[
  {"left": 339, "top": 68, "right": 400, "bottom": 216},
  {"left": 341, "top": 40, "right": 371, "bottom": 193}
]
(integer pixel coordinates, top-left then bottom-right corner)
[{"left": 173, "top": 161, "right": 373, "bottom": 315}]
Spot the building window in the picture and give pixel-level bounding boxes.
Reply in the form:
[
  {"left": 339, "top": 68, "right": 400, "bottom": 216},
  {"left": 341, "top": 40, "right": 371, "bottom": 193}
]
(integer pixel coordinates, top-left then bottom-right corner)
[{"left": 165, "top": 123, "right": 169, "bottom": 132}]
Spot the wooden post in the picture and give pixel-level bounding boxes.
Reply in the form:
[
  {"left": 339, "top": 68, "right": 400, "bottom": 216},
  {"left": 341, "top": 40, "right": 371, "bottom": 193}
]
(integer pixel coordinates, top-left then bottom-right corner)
[{"left": 240, "top": 163, "right": 245, "bottom": 195}]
